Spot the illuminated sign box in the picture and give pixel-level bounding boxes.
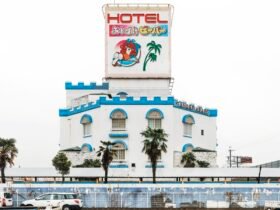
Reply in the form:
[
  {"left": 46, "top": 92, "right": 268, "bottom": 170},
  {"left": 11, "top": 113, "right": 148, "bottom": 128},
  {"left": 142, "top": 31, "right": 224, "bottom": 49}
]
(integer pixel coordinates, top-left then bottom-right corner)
[{"left": 104, "top": 4, "right": 173, "bottom": 79}]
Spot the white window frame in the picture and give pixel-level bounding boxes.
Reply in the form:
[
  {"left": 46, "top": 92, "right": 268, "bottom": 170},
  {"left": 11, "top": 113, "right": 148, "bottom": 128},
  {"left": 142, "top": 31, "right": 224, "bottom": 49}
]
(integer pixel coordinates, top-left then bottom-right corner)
[
  {"left": 147, "top": 111, "right": 162, "bottom": 129},
  {"left": 184, "top": 123, "right": 192, "bottom": 137},
  {"left": 111, "top": 111, "right": 126, "bottom": 131},
  {"left": 83, "top": 123, "right": 91, "bottom": 137},
  {"left": 112, "top": 143, "right": 126, "bottom": 161}
]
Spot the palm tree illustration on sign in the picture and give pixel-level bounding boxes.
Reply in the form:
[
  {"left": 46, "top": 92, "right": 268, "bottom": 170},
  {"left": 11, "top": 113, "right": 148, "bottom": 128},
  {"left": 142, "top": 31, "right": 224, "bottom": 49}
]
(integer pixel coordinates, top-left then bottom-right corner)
[{"left": 143, "top": 41, "right": 162, "bottom": 71}]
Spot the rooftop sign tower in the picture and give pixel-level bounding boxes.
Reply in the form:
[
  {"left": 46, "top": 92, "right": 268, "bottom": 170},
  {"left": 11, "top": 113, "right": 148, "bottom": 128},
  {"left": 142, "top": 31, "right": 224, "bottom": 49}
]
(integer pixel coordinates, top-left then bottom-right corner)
[{"left": 104, "top": 4, "right": 173, "bottom": 79}]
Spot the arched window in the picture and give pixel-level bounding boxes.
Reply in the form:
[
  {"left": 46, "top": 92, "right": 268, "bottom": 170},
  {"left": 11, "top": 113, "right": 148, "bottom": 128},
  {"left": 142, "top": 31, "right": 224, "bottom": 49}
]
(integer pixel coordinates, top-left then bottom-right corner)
[
  {"left": 146, "top": 109, "right": 164, "bottom": 129},
  {"left": 182, "top": 143, "right": 194, "bottom": 152},
  {"left": 110, "top": 109, "right": 127, "bottom": 130},
  {"left": 112, "top": 143, "right": 125, "bottom": 161},
  {"left": 182, "top": 115, "right": 195, "bottom": 137},
  {"left": 81, "top": 143, "right": 93, "bottom": 153},
  {"left": 80, "top": 114, "right": 92, "bottom": 137},
  {"left": 117, "top": 92, "right": 128, "bottom": 99}
]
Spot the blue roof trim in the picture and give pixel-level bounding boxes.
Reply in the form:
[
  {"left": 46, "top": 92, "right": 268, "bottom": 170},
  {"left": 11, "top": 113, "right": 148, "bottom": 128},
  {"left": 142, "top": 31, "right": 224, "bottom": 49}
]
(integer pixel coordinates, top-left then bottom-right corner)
[
  {"left": 146, "top": 108, "right": 164, "bottom": 119},
  {"left": 59, "top": 101, "right": 101, "bottom": 116},
  {"left": 59, "top": 96, "right": 218, "bottom": 118},
  {"left": 182, "top": 114, "right": 195, "bottom": 124},
  {"left": 59, "top": 96, "right": 174, "bottom": 117},
  {"left": 174, "top": 103, "right": 218, "bottom": 117},
  {"left": 110, "top": 108, "right": 128, "bottom": 119},
  {"left": 65, "top": 82, "right": 109, "bottom": 90},
  {"left": 109, "top": 164, "right": 128, "bottom": 168},
  {"left": 145, "top": 165, "right": 165, "bottom": 168},
  {"left": 182, "top": 144, "right": 194, "bottom": 152},
  {"left": 109, "top": 133, "right": 128, "bottom": 138},
  {"left": 112, "top": 140, "right": 128, "bottom": 150},
  {"left": 208, "top": 109, "right": 218, "bottom": 117},
  {"left": 81, "top": 143, "right": 93, "bottom": 152},
  {"left": 80, "top": 114, "right": 93, "bottom": 124}
]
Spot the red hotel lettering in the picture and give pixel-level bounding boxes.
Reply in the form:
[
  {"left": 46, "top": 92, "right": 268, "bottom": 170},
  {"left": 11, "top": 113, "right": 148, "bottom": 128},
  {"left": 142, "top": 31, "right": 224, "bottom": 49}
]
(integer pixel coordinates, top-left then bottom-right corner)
[{"left": 107, "top": 13, "right": 168, "bottom": 24}]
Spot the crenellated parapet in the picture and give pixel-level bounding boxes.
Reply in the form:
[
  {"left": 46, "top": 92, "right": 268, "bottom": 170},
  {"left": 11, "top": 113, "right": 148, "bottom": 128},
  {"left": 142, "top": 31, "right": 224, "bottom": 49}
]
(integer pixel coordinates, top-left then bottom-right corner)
[
  {"left": 59, "top": 96, "right": 217, "bottom": 117},
  {"left": 65, "top": 82, "right": 109, "bottom": 90},
  {"left": 59, "top": 101, "right": 101, "bottom": 116},
  {"left": 98, "top": 96, "right": 175, "bottom": 105}
]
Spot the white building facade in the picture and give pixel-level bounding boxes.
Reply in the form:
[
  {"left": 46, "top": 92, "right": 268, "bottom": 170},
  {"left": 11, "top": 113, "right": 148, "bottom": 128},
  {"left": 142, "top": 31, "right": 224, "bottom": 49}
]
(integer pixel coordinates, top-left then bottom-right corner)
[{"left": 58, "top": 4, "right": 218, "bottom": 172}]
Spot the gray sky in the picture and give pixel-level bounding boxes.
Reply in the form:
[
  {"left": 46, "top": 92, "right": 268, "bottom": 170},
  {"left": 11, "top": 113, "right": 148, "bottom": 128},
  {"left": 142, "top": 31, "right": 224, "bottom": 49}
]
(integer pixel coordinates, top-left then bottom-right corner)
[{"left": 0, "top": 0, "right": 279, "bottom": 168}]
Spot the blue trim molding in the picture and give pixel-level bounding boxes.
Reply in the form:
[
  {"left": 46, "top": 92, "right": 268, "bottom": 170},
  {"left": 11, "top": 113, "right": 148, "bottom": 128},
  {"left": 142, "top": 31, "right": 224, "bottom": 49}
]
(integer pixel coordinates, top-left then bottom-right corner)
[
  {"left": 146, "top": 108, "right": 164, "bottom": 119},
  {"left": 182, "top": 114, "right": 195, "bottom": 124},
  {"left": 182, "top": 143, "right": 194, "bottom": 152},
  {"left": 81, "top": 143, "right": 93, "bottom": 152},
  {"left": 208, "top": 109, "right": 218, "bottom": 117},
  {"left": 59, "top": 96, "right": 218, "bottom": 118},
  {"left": 110, "top": 108, "right": 128, "bottom": 119},
  {"left": 65, "top": 82, "right": 109, "bottom": 90},
  {"left": 145, "top": 164, "right": 165, "bottom": 168},
  {"left": 109, "top": 133, "right": 128, "bottom": 138},
  {"left": 80, "top": 114, "right": 93, "bottom": 124},
  {"left": 112, "top": 140, "right": 128, "bottom": 150},
  {"left": 109, "top": 164, "right": 128, "bottom": 168},
  {"left": 59, "top": 96, "right": 174, "bottom": 117},
  {"left": 60, "top": 102, "right": 100, "bottom": 116}
]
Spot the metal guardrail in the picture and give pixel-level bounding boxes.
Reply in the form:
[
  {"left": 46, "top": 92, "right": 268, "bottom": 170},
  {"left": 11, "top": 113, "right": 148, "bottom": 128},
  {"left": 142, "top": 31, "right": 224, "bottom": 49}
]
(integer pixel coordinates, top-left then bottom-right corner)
[{"left": 8, "top": 191, "right": 280, "bottom": 208}]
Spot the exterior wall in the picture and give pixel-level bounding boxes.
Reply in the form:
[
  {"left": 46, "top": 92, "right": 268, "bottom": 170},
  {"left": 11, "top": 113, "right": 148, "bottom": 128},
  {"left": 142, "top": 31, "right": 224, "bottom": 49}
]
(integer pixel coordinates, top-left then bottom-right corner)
[
  {"left": 64, "top": 151, "right": 94, "bottom": 166},
  {"left": 107, "top": 79, "right": 171, "bottom": 97},
  {"left": 59, "top": 93, "right": 217, "bottom": 174},
  {"left": 194, "top": 152, "right": 217, "bottom": 167}
]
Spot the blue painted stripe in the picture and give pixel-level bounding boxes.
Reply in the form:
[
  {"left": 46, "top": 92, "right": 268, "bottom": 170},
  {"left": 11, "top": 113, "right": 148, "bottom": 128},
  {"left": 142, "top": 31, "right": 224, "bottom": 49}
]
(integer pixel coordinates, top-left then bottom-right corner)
[
  {"left": 145, "top": 165, "right": 165, "bottom": 168},
  {"left": 65, "top": 82, "right": 109, "bottom": 90},
  {"left": 109, "top": 164, "right": 129, "bottom": 168},
  {"left": 109, "top": 133, "right": 128, "bottom": 138}
]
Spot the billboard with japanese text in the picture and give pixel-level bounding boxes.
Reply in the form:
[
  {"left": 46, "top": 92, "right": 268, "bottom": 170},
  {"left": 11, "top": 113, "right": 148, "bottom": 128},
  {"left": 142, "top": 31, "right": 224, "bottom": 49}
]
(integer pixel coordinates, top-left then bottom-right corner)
[{"left": 104, "top": 4, "right": 172, "bottom": 78}]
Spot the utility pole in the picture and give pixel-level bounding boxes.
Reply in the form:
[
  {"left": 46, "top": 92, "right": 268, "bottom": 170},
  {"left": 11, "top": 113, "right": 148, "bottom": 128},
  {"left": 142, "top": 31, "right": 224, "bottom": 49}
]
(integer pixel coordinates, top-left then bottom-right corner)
[{"left": 229, "top": 146, "right": 233, "bottom": 168}]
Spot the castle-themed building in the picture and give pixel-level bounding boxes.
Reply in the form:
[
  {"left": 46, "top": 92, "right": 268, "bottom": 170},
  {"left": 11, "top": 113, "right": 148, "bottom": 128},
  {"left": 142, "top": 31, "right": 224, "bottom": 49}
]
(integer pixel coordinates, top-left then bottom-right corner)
[{"left": 58, "top": 4, "right": 218, "bottom": 172}]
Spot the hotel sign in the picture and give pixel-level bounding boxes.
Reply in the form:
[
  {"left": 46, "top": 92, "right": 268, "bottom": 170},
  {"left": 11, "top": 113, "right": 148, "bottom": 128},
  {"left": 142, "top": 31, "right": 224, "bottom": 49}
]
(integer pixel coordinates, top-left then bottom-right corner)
[
  {"left": 104, "top": 4, "right": 172, "bottom": 79},
  {"left": 175, "top": 100, "right": 210, "bottom": 115}
]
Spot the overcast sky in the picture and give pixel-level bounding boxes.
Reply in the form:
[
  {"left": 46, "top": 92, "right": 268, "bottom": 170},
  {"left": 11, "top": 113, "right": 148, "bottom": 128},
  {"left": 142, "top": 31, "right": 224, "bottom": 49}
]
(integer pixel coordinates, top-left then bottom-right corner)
[{"left": 0, "top": 0, "right": 280, "bottom": 168}]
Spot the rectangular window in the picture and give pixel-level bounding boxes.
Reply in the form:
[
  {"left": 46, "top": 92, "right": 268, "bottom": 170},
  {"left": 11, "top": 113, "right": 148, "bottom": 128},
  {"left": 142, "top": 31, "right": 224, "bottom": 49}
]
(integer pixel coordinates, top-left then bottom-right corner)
[
  {"left": 184, "top": 124, "right": 192, "bottom": 137},
  {"left": 112, "top": 119, "right": 126, "bottom": 130},
  {"left": 83, "top": 123, "right": 91, "bottom": 136},
  {"left": 148, "top": 119, "right": 161, "bottom": 129},
  {"left": 114, "top": 150, "right": 125, "bottom": 160},
  {"left": 201, "top": 129, "right": 204, "bottom": 136}
]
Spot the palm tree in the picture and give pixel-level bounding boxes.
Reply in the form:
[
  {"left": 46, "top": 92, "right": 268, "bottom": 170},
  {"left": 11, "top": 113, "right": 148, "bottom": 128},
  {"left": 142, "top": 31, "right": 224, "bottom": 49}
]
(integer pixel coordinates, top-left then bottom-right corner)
[
  {"left": 143, "top": 41, "right": 162, "bottom": 71},
  {"left": 141, "top": 127, "right": 168, "bottom": 183},
  {"left": 0, "top": 138, "right": 18, "bottom": 183},
  {"left": 181, "top": 152, "right": 196, "bottom": 168},
  {"left": 96, "top": 141, "right": 116, "bottom": 183},
  {"left": 197, "top": 160, "right": 210, "bottom": 168}
]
